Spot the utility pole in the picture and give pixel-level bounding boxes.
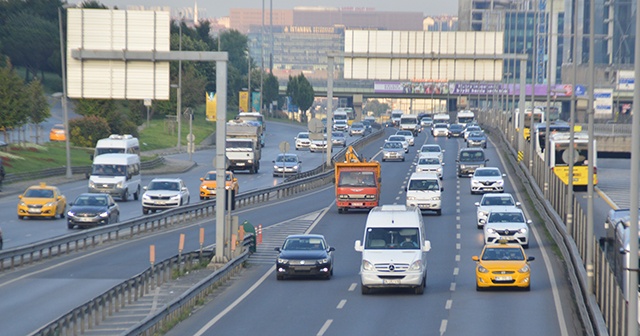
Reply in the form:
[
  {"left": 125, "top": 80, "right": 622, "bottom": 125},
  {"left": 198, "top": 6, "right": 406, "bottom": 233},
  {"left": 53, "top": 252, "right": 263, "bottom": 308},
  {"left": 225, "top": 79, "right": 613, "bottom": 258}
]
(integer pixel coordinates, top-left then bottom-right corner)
[
  {"left": 567, "top": 0, "right": 579, "bottom": 236},
  {"left": 544, "top": 0, "right": 555, "bottom": 198},
  {"left": 177, "top": 16, "right": 183, "bottom": 150}
]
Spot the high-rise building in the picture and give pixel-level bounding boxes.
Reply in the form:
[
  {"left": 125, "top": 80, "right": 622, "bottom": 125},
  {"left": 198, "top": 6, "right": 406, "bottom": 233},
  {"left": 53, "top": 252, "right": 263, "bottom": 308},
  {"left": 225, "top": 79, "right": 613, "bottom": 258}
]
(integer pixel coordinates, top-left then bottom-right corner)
[{"left": 423, "top": 16, "right": 459, "bottom": 31}]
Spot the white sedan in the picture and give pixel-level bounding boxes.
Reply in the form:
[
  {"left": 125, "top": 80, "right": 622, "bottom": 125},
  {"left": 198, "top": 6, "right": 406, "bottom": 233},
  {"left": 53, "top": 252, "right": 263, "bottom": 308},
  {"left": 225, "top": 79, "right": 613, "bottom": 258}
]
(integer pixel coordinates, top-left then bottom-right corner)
[
  {"left": 484, "top": 209, "right": 531, "bottom": 248},
  {"left": 142, "top": 178, "right": 190, "bottom": 214},
  {"left": 386, "top": 135, "right": 409, "bottom": 153},
  {"left": 470, "top": 167, "right": 506, "bottom": 194},
  {"left": 395, "top": 130, "right": 415, "bottom": 146},
  {"left": 474, "top": 193, "right": 520, "bottom": 228}
]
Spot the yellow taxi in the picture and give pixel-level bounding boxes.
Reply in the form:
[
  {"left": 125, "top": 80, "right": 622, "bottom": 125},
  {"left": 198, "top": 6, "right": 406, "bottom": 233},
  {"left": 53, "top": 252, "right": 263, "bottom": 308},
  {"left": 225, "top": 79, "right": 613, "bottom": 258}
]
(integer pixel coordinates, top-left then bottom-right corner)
[
  {"left": 49, "top": 124, "right": 66, "bottom": 141},
  {"left": 17, "top": 182, "right": 67, "bottom": 220},
  {"left": 199, "top": 170, "right": 239, "bottom": 200},
  {"left": 471, "top": 240, "right": 535, "bottom": 291}
]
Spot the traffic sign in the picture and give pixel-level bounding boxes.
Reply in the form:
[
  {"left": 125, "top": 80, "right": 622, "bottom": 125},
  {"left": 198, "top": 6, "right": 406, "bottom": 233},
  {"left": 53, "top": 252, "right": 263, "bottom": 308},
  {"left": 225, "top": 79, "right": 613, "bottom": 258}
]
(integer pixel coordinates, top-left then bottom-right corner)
[
  {"left": 187, "top": 133, "right": 195, "bottom": 142},
  {"left": 308, "top": 118, "right": 324, "bottom": 134},
  {"left": 279, "top": 141, "right": 290, "bottom": 153}
]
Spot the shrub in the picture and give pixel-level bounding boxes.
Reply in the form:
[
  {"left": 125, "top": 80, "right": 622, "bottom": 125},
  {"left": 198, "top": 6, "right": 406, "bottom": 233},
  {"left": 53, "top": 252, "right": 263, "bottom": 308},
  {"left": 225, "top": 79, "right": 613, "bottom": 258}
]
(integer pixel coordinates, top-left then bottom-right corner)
[{"left": 69, "top": 116, "right": 111, "bottom": 147}]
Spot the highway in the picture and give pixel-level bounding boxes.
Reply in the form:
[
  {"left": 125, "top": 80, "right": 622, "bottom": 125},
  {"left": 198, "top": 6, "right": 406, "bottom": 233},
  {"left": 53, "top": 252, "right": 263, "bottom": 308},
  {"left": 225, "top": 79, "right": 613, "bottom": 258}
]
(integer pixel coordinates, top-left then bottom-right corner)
[
  {"left": 1, "top": 120, "right": 630, "bottom": 335},
  {"left": 0, "top": 121, "right": 349, "bottom": 249},
  {"left": 163, "top": 127, "right": 584, "bottom": 336}
]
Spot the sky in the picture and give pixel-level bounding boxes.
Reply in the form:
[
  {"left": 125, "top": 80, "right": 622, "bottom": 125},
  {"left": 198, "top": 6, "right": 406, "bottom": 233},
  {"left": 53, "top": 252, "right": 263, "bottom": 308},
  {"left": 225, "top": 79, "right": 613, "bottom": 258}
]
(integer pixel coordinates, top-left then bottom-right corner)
[{"left": 94, "top": 0, "right": 458, "bottom": 18}]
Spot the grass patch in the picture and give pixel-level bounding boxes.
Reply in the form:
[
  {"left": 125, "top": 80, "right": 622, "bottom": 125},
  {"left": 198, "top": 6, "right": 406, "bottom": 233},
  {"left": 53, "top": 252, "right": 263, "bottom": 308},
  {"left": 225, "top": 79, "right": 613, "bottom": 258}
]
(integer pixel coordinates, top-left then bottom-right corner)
[
  {"left": 13, "top": 66, "right": 63, "bottom": 94},
  {"left": 0, "top": 142, "right": 93, "bottom": 173}
]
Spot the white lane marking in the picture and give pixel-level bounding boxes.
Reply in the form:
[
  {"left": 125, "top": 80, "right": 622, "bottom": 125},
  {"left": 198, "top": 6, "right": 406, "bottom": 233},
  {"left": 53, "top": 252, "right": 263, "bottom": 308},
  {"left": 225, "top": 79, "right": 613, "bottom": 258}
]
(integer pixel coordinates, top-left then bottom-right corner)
[
  {"left": 193, "top": 205, "right": 332, "bottom": 336},
  {"left": 317, "top": 319, "right": 333, "bottom": 336},
  {"left": 498, "top": 142, "right": 569, "bottom": 336},
  {"left": 450, "top": 283, "right": 456, "bottom": 291},
  {"left": 455, "top": 255, "right": 460, "bottom": 262},
  {"left": 456, "top": 196, "right": 460, "bottom": 201},
  {"left": 336, "top": 299, "right": 347, "bottom": 309},
  {"left": 348, "top": 283, "right": 357, "bottom": 291},
  {"left": 456, "top": 216, "right": 460, "bottom": 221},
  {"left": 453, "top": 267, "right": 459, "bottom": 275},
  {"left": 440, "top": 320, "right": 448, "bottom": 335},
  {"left": 445, "top": 299, "right": 453, "bottom": 309},
  {"left": 456, "top": 224, "right": 460, "bottom": 230},
  {"left": 398, "top": 190, "right": 403, "bottom": 194},
  {"left": 456, "top": 208, "right": 460, "bottom": 214},
  {"left": 456, "top": 243, "right": 460, "bottom": 250},
  {"left": 456, "top": 233, "right": 460, "bottom": 239}
]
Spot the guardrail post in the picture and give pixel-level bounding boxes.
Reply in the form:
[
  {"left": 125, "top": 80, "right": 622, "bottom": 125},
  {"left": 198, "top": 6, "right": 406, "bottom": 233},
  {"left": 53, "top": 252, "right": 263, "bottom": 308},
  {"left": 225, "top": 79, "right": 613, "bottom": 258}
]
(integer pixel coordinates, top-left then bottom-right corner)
[{"left": 257, "top": 224, "right": 263, "bottom": 245}]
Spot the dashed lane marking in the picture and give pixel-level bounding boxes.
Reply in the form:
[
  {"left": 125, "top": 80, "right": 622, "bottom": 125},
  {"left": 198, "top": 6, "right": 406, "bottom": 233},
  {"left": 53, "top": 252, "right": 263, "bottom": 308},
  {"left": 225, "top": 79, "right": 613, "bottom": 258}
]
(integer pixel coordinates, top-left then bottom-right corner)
[
  {"left": 317, "top": 319, "right": 333, "bottom": 336},
  {"left": 336, "top": 300, "right": 347, "bottom": 309}
]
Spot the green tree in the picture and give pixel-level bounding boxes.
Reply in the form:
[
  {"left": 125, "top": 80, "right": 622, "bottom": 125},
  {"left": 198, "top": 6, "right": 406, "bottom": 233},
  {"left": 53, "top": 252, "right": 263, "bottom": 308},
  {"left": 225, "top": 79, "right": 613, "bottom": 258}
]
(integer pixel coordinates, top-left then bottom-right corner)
[
  {"left": 286, "top": 73, "right": 314, "bottom": 122},
  {"left": 0, "top": 63, "right": 30, "bottom": 137},
  {"left": 26, "top": 79, "right": 51, "bottom": 143},
  {"left": 69, "top": 115, "right": 111, "bottom": 147},
  {"left": 364, "top": 99, "right": 390, "bottom": 116},
  {"left": 262, "top": 72, "right": 280, "bottom": 113}
]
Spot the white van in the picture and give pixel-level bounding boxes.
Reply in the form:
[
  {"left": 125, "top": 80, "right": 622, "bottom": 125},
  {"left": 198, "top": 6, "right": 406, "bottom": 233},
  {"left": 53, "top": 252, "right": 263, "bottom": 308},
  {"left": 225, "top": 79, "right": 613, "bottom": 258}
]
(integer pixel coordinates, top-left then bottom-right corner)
[
  {"left": 405, "top": 172, "right": 443, "bottom": 215},
  {"left": 433, "top": 113, "right": 451, "bottom": 124},
  {"left": 88, "top": 153, "right": 142, "bottom": 201},
  {"left": 93, "top": 134, "right": 140, "bottom": 159},
  {"left": 354, "top": 205, "right": 432, "bottom": 295}
]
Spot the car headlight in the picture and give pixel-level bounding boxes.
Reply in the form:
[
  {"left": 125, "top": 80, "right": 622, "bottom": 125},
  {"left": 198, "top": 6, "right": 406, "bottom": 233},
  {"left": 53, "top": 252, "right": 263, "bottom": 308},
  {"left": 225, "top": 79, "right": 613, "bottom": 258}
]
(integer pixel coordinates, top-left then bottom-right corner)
[
  {"left": 409, "top": 260, "right": 422, "bottom": 271},
  {"left": 479, "top": 211, "right": 488, "bottom": 217},
  {"left": 67, "top": 211, "right": 75, "bottom": 217},
  {"left": 519, "top": 227, "right": 528, "bottom": 233},
  {"left": 97, "top": 211, "right": 108, "bottom": 218},
  {"left": 247, "top": 159, "right": 253, "bottom": 163},
  {"left": 338, "top": 194, "right": 348, "bottom": 200},
  {"left": 293, "top": 165, "right": 299, "bottom": 170},
  {"left": 497, "top": 181, "right": 504, "bottom": 185},
  {"left": 477, "top": 265, "right": 489, "bottom": 273},
  {"left": 45, "top": 202, "right": 55, "bottom": 207},
  {"left": 471, "top": 180, "right": 481, "bottom": 186},
  {"left": 432, "top": 196, "right": 440, "bottom": 201},
  {"left": 201, "top": 185, "right": 207, "bottom": 190},
  {"left": 277, "top": 258, "right": 289, "bottom": 264},
  {"left": 170, "top": 195, "right": 181, "bottom": 200},
  {"left": 486, "top": 228, "right": 496, "bottom": 234},
  {"left": 19, "top": 201, "right": 26, "bottom": 207},
  {"left": 88, "top": 181, "right": 95, "bottom": 188},
  {"left": 362, "top": 260, "right": 375, "bottom": 271},
  {"left": 116, "top": 181, "right": 124, "bottom": 188},
  {"left": 273, "top": 165, "right": 279, "bottom": 169},
  {"left": 436, "top": 168, "right": 442, "bottom": 172},
  {"left": 318, "top": 258, "right": 329, "bottom": 264},
  {"left": 142, "top": 194, "right": 151, "bottom": 200},
  {"left": 407, "top": 196, "right": 416, "bottom": 200},
  {"left": 518, "top": 265, "right": 530, "bottom": 273},
  {"left": 460, "top": 164, "right": 467, "bottom": 169},
  {"left": 365, "top": 194, "right": 376, "bottom": 199}
]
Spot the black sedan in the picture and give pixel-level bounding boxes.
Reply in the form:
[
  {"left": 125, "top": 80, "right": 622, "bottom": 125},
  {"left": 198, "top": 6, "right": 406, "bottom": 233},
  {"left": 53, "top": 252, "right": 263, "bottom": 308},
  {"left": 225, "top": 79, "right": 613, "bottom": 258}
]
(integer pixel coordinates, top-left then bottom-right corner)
[
  {"left": 275, "top": 234, "right": 335, "bottom": 280},
  {"left": 448, "top": 123, "right": 465, "bottom": 138},
  {"left": 67, "top": 193, "right": 120, "bottom": 229}
]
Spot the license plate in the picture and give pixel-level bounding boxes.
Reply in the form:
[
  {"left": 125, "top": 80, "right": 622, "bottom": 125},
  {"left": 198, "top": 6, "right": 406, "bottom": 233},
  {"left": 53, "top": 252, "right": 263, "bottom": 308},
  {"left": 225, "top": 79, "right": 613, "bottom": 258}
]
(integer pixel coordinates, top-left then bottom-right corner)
[
  {"left": 156, "top": 201, "right": 166, "bottom": 205},
  {"left": 237, "top": 163, "right": 245, "bottom": 166},
  {"left": 28, "top": 209, "right": 42, "bottom": 213},
  {"left": 351, "top": 202, "right": 363, "bottom": 206},
  {"left": 495, "top": 276, "right": 512, "bottom": 281},
  {"left": 383, "top": 279, "right": 401, "bottom": 285},
  {"left": 77, "top": 217, "right": 94, "bottom": 222}
]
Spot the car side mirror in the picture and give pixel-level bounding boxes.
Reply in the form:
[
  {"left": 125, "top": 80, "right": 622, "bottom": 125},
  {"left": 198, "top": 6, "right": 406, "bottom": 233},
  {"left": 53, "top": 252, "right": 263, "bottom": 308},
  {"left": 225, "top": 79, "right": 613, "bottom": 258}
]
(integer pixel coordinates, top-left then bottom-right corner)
[
  {"left": 233, "top": 178, "right": 237, "bottom": 182},
  {"left": 18, "top": 195, "right": 23, "bottom": 199},
  {"left": 485, "top": 159, "right": 489, "bottom": 162},
  {"left": 515, "top": 202, "right": 521, "bottom": 206},
  {"left": 441, "top": 187, "right": 444, "bottom": 191},
  {"left": 502, "top": 174, "right": 506, "bottom": 177},
  {"left": 474, "top": 202, "right": 480, "bottom": 206},
  {"left": 57, "top": 196, "right": 62, "bottom": 200},
  {"left": 69, "top": 202, "right": 74, "bottom": 206},
  {"left": 328, "top": 247, "right": 336, "bottom": 252},
  {"left": 181, "top": 187, "right": 188, "bottom": 191},
  {"left": 274, "top": 247, "right": 281, "bottom": 252},
  {"left": 200, "top": 177, "right": 204, "bottom": 181},
  {"left": 527, "top": 256, "right": 535, "bottom": 261},
  {"left": 143, "top": 186, "right": 148, "bottom": 191},
  {"left": 526, "top": 220, "right": 532, "bottom": 224},
  {"left": 272, "top": 160, "right": 275, "bottom": 163},
  {"left": 441, "top": 162, "right": 445, "bottom": 166},
  {"left": 422, "top": 240, "right": 431, "bottom": 252},
  {"left": 354, "top": 240, "right": 363, "bottom": 252},
  {"left": 442, "top": 149, "right": 445, "bottom": 152}
]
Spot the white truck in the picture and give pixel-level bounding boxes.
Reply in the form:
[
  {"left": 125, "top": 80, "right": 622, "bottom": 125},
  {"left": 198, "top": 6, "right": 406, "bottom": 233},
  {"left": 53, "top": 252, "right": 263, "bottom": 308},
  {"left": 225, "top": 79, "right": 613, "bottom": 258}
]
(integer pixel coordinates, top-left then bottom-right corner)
[
  {"left": 391, "top": 110, "right": 404, "bottom": 127},
  {"left": 226, "top": 121, "right": 262, "bottom": 174},
  {"left": 400, "top": 115, "right": 420, "bottom": 136},
  {"left": 456, "top": 110, "right": 475, "bottom": 127}
]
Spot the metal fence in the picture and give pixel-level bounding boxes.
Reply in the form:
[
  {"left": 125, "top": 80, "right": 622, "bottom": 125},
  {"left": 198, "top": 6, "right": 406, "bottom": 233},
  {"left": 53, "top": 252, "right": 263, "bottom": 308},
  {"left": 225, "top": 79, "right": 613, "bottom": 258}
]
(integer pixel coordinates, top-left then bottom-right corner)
[{"left": 479, "top": 109, "right": 628, "bottom": 336}]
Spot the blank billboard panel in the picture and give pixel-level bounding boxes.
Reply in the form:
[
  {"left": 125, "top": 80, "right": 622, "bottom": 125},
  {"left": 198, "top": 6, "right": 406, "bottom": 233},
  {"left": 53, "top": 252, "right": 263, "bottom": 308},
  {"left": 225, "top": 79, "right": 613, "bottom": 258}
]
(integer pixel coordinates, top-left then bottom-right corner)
[{"left": 67, "top": 9, "right": 170, "bottom": 100}]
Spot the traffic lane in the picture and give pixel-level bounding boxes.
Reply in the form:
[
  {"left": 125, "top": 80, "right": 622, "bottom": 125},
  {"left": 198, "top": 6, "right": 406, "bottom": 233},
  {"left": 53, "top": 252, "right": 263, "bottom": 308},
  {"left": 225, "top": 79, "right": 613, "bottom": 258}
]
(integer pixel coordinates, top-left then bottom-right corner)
[{"left": 0, "top": 122, "right": 307, "bottom": 249}]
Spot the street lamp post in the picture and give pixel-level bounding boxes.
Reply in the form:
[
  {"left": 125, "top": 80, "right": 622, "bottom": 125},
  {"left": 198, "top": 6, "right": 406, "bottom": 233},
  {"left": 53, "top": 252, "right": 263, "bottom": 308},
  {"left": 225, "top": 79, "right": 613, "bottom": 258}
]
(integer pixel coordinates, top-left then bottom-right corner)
[
  {"left": 57, "top": 7, "right": 72, "bottom": 179},
  {"left": 177, "top": 15, "right": 183, "bottom": 150},
  {"left": 247, "top": 52, "right": 252, "bottom": 111}
]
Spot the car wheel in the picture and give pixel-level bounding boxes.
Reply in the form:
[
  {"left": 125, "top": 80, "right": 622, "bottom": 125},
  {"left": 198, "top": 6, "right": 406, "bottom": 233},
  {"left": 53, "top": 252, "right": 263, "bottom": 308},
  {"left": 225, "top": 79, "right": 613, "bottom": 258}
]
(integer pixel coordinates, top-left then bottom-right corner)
[
  {"left": 143, "top": 208, "right": 149, "bottom": 215},
  {"left": 200, "top": 196, "right": 205, "bottom": 200},
  {"left": 414, "top": 281, "right": 425, "bottom": 295},
  {"left": 361, "top": 285, "right": 371, "bottom": 295},
  {"left": 436, "top": 209, "right": 442, "bottom": 216},
  {"left": 67, "top": 223, "right": 74, "bottom": 229},
  {"left": 60, "top": 210, "right": 65, "bottom": 219},
  {"left": 382, "top": 159, "right": 385, "bottom": 162},
  {"left": 134, "top": 186, "right": 140, "bottom": 201},
  {"left": 523, "top": 243, "right": 529, "bottom": 249},
  {"left": 122, "top": 189, "right": 129, "bottom": 202},
  {"left": 276, "top": 274, "right": 284, "bottom": 281},
  {"left": 338, "top": 208, "right": 344, "bottom": 214},
  {"left": 523, "top": 285, "right": 531, "bottom": 291},
  {"left": 476, "top": 283, "right": 485, "bottom": 291},
  {"left": 18, "top": 215, "right": 24, "bottom": 220},
  {"left": 477, "top": 224, "right": 483, "bottom": 229},
  {"left": 401, "top": 157, "right": 405, "bottom": 162}
]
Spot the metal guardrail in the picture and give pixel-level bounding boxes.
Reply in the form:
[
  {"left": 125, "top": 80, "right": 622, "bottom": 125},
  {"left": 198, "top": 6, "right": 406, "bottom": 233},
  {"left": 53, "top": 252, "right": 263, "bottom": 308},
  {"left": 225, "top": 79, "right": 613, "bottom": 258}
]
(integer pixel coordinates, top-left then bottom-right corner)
[{"left": 31, "top": 235, "right": 254, "bottom": 336}]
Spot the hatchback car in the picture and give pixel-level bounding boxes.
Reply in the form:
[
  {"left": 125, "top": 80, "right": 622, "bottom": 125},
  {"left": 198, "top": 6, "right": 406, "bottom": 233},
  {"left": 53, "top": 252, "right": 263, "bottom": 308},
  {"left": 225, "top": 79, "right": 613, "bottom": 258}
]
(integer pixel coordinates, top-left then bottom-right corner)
[
  {"left": 17, "top": 182, "right": 67, "bottom": 220},
  {"left": 381, "top": 141, "right": 406, "bottom": 162},
  {"left": 331, "top": 131, "right": 347, "bottom": 147},
  {"left": 484, "top": 209, "right": 531, "bottom": 248},
  {"left": 432, "top": 123, "right": 449, "bottom": 137},
  {"left": 467, "top": 131, "right": 487, "bottom": 148},
  {"left": 49, "top": 124, "right": 66, "bottom": 141},
  {"left": 419, "top": 144, "right": 444, "bottom": 162},
  {"left": 475, "top": 193, "right": 520, "bottom": 228},
  {"left": 470, "top": 167, "right": 506, "bottom": 194},
  {"left": 472, "top": 240, "right": 534, "bottom": 291},
  {"left": 415, "top": 154, "right": 443, "bottom": 179},
  {"left": 448, "top": 123, "right": 465, "bottom": 138},
  {"left": 349, "top": 122, "right": 367, "bottom": 136},
  {"left": 464, "top": 125, "right": 483, "bottom": 140},
  {"left": 395, "top": 130, "right": 415, "bottom": 146},
  {"left": 456, "top": 148, "right": 488, "bottom": 177},
  {"left": 273, "top": 153, "right": 302, "bottom": 176},
  {"left": 275, "top": 234, "right": 335, "bottom": 280},
  {"left": 67, "top": 193, "right": 120, "bottom": 229},
  {"left": 294, "top": 132, "right": 311, "bottom": 150},
  {"left": 387, "top": 135, "right": 409, "bottom": 153},
  {"left": 142, "top": 178, "right": 190, "bottom": 214}
]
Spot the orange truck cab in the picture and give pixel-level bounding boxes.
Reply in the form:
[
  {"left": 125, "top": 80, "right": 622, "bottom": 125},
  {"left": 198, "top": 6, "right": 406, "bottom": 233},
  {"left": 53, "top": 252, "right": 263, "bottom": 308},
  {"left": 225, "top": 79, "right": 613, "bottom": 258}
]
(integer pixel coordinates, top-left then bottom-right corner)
[{"left": 335, "top": 147, "right": 381, "bottom": 213}]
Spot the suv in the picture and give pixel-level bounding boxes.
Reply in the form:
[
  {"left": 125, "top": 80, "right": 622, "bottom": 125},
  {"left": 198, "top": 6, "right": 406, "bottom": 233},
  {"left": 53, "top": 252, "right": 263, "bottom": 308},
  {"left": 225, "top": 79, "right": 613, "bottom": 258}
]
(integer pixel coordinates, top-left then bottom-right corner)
[
  {"left": 405, "top": 173, "right": 443, "bottom": 215},
  {"left": 456, "top": 148, "right": 488, "bottom": 177},
  {"left": 333, "top": 120, "right": 349, "bottom": 132},
  {"left": 142, "top": 178, "right": 190, "bottom": 214}
]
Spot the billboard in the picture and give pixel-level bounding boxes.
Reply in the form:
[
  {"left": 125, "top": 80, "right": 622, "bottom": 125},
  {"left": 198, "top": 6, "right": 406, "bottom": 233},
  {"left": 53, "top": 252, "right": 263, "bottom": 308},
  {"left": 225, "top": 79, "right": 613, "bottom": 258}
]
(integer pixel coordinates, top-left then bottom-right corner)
[
  {"left": 617, "top": 70, "right": 634, "bottom": 91},
  {"left": 594, "top": 89, "right": 613, "bottom": 118},
  {"left": 373, "top": 81, "right": 573, "bottom": 97},
  {"left": 239, "top": 91, "right": 249, "bottom": 112},
  {"left": 251, "top": 92, "right": 261, "bottom": 112},
  {"left": 206, "top": 92, "right": 217, "bottom": 121},
  {"left": 67, "top": 9, "right": 170, "bottom": 99}
]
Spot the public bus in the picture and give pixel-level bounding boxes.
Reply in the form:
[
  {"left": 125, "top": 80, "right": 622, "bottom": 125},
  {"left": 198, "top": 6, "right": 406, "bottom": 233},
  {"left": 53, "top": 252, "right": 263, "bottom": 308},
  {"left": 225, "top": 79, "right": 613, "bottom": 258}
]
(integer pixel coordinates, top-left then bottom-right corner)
[
  {"left": 533, "top": 120, "right": 572, "bottom": 160},
  {"left": 548, "top": 132, "right": 597, "bottom": 187},
  {"left": 513, "top": 108, "right": 544, "bottom": 141}
]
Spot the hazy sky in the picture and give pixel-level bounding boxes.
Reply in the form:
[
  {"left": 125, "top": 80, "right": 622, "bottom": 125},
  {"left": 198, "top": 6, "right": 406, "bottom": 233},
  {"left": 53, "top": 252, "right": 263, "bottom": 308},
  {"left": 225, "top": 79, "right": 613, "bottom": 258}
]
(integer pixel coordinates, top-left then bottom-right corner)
[{"left": 94, "top": 0, "right": 458, "bottom": 18}]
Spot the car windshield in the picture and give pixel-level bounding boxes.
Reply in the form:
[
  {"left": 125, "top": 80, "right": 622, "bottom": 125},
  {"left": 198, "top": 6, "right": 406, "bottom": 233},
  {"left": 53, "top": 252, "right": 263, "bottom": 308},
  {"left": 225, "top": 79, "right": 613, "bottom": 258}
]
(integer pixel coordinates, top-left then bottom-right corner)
[
  {"left": 481, "top": 247, "right": 525, "bottom": 261},
  {"left": 276, "top": 155, "right": 298, "bottom": 163},
  {"left": 408, "top": 179, "right": 440, "bottom": 191},
  {"left": 435, "top": 124, "right": 447, "bottom": 128},
  {"left": 450, "top": 125, "right": 464, "bottom": 131},
  {"left": 204, "top": 172, "right": 232, "bottom": 181},
  {"left": 469, "top": 131, "right": 484, "bottom": 138},
  {"left": 467, "top": 126, "right": 481, "bottom": 132},
  {"left": 332, "top": 132, "right": 343, "bottom": 138},
  {"left": 419, "top": 157, "right": 440, "bottom": 165},
  {"left": 459, "top": 151, "right": 485, "bottom": 162},
  {"left": 24, "top": 188, "right": 54, "bottom": 198},
  {"left": 397, "top": 131, "right": 411, "bottom": 136},
  {"left": 148, "top": 181, "right": 180, "bottom": 191},
  {"left": 352, "top": 124, "right": 363, "bottom": 129},
  {"left": 475, "top": 169, "right": 500, "bottom": 177},
  {"left": 364, "top": 228, "right": 419, "bottom": 249},
  {"left": 389, "top": 136, "right": 405, "bottom": 142},
  {"left": 283, "top": 237, "right": 326, "bottom": 251},
  {"left": 488, "top": 212, "right": 525, "bottom": 223},
  {"left": 481, "top": 196, "right": 515, "bottom": 206},
  {"left": 421, "top": 146, "right": 440, "bottom": 153},
  {"left": 74, "top": 195, "right": 108, "bottom": 206},
  {"left": 297, "top": 133, "right": 309, "bottom": 139},
  {"left": 92, "top": 164, "right": 127, "bottom": 176},
  {"left": 338, "top": 171, "right": 377, "bottom": 187},
  {"left": 384, "top": 142, "right": 403, "bottom": 149}
]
